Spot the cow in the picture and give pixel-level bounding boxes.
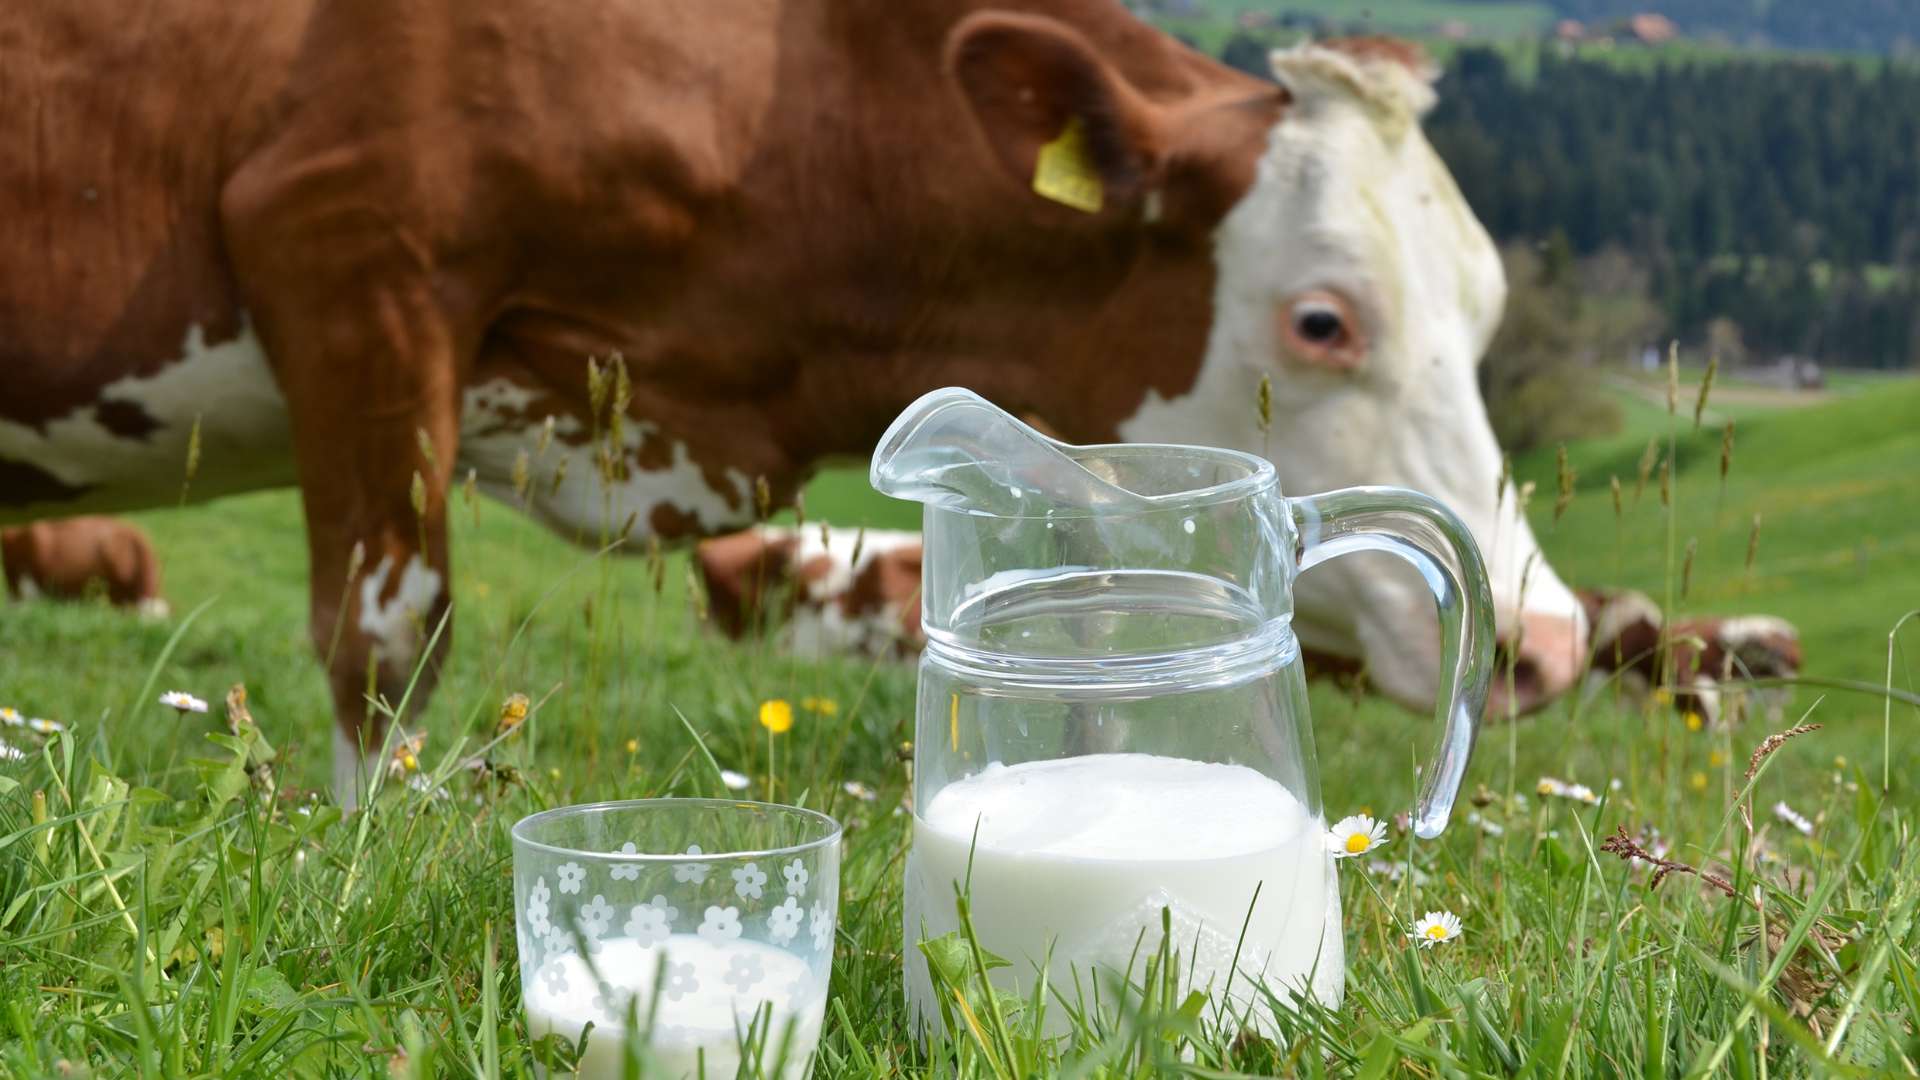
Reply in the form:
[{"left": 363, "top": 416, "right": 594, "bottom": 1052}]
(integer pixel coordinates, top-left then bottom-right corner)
[
  {"left": 2, "top": 517, "right": 168, "bottom": 618},
  {"left": 1579, "top": 587, "right": 1802, "bottom": 727},
  {"left": 698, "top": 527, "right": 924, "bottom": 658},
  {"left": 1, "top": 1, "right": 1588, "bottom": 806}
]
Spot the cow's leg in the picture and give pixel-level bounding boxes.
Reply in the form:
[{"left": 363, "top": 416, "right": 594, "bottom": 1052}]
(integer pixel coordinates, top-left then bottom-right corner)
[{"left": 225, "top": 188, "right": 465, "bottom": 808}]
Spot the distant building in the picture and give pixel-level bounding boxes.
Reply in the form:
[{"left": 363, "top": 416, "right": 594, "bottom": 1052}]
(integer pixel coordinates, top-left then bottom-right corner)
[{"left": 1624, "top": 13, "right": 1679, "bottom": 45}]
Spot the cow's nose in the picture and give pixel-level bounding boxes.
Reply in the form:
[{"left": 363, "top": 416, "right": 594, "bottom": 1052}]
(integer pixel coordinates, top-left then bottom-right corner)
[{"left": 1486, "top": 611, "right": 1587, "bottom": 717}]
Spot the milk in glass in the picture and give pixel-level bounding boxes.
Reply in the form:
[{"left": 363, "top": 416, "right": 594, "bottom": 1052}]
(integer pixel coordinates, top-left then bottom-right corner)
[
  {"left": 903, "top": 752, "right": 1338, "bottom": 1032},
  {"left": 524, "top": 935, "right": 823, "bottom": 1078}
]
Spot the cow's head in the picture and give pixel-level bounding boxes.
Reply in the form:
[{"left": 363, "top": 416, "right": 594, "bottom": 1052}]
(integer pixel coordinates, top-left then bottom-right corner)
[{"left": 945, "top": 21, "right": 1586, "bottom": 712}]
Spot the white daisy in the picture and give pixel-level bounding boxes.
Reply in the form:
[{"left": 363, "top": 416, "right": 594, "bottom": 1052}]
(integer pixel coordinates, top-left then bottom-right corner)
[
  {"left": 1410, "top": 910, "right": 1463, "bottom": 948},
  {"left": 0, "top": 707, "right": 23, "bottom": 728},
  {"left": 1565, "top": 783, "right": 1601, "bottom": 806},
  {"left": 842, "top": 780, "right": 877, "bottom": 802},
  {"left": 720, "top": 769, "right": 750, "bottom": 791},
  {"left": 1326, "top": 814, "right": 1388, "bottom": 859},
  {"left": 1535, "top": 776, "right": 1569, "bottom": 798},
  {"left": 159, "top": 691, "right": 209, "bottom": 714},
  {"left": 0, "top": 741, "right": 24, "bottom": 762},
  {"left": 26, "top": 717, "right": 62, "bottom": 736},
  {"left": 1772, "top": 801, "right": 1814, "bottom": 837}
]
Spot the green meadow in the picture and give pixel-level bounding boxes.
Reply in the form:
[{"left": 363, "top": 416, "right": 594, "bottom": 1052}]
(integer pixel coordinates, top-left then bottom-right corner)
[{"left": 1, "top": 372, "right": 1916, "bottom": 1075}]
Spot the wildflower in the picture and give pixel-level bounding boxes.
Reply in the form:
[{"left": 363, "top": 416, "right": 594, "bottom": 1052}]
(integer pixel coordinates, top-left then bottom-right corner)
[
  {"left": 842, "top": 780, "right": 877, "bottom": 802},
  {"left": 0, "top": 707, "right": 20, "bottom": 728},
  {"left": 1410, "top": 910, "right": 1463, "bottom": 948},
  {"left": 625, "top": 738, "right": 639, "bottom": 755},
  {"left": 1565, "top": 784, "right": 1600, "bottom": 806},
  {"left": 720, "top": 769, "right": 750, "bottom": 791},
  {"left": 1772, "top": 801, "right": 1814, "bottom": 837},
  {"left": 1652, "top": 687, "right": 1673, "bottom": 707},
  {"left": 497, "top": 692, "right": 530, "bottom": 736},
  {"left": 1684, "top": 711, "right": 1704, "bottom": 733},
  {"left": 758, "top": 699, "right": 794, "bottom": 734},
  {"left": 1326, "top": 814, "right": 1388, "bottom": 858},
  {"left": 1708, "top": 750, "right": 1726, "bottom": 767},
  {"left": 1536, "top": 776, "right": 1569, "bottom": 797},
  {"left": 160, "top": 691, "right": 209, "bottom": 714},
  {"left": 801, "top": 696, "right": 840, "bottom": 717},
  {"left": 1466, "top": 812, "right": 1504, "bottom": 837},
  {"left": 27, "top": 717, "right": 63, "bottom": 736},
  {"left": 1689, "top": 771, "right": 1709, "bottom": 793},
  {"left": 388, "top": 733, "right": 426, "bottom": 777},
  {"left": 0, "top": 741, "right": 23, "bottom": 762}
]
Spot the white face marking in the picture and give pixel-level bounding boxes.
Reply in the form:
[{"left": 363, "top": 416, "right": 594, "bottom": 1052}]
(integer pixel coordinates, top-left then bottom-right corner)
[
  {"left": 357, "top": 553, "right": 444, "bottom": 669},
  {"left": 1119, "top": 46, "right": 1584, "bottom": 707},
  {"left": 0, "top": 320, "right": 293, "bottom": 516},
  {"left": 456, "top": 378, "right": 755, "bottom": 540}
]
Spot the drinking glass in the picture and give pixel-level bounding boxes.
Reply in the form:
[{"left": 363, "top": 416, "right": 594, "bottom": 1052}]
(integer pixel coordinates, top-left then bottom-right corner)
[{"left": 511, "top": 799, "right": 842, "bottom": 1078}]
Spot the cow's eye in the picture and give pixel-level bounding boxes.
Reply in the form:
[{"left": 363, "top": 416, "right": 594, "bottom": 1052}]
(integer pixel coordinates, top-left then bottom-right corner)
[
  {"left": 1278, "top": 290, "right": 1366, "bottom": 370},
  {"left": 1295, "top": 303, "right": 1346, "bottom": 345}
]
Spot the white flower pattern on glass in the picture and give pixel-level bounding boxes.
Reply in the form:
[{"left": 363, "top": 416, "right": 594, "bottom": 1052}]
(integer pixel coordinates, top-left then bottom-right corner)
[
  {"left": 809, "top": 901, "right": 833, "bottom": 951},
  {"left": 674, "top": 846, "right": 710, "bottom": 884},
  {"left": 542, "top": 956, "right": 570, "bottom": 995},
  {"left": 698, "top": 905, "right": 743, "bottom": 943},
  {"left": 594, "top": 980, "right": 632, "bottom": 1021},
  {"left": 783, "top": 859, "right": 809, "bottom": 897},
  {"left": 724, "top": 951, "right": 766, "bottom": 992},
  {"left": 525, "top": 877, "right": 552, "bottom": 937},
  {"left": 732, "top": 861, "right": 768, "bottom": 900},
  {"left": 543, "top": 925, "right": 576, "bottom": 958},
  {"left": 609, "top": 842, "right": 642, "bottom": 881},
  {"left": 766, "top": 897, "right": 803, "bottom": 944},
  {"left": 664, "top": 961, "right": 698, "bottom": 1001},
  {"left": 579, "top": 894, "right": 615, "bottom": 943},
  {"left": 624, "top": 901, "right": 672, "bottom": 947},
  {"left": 556, "top": 861, "right": 585, "bottom": 894}
]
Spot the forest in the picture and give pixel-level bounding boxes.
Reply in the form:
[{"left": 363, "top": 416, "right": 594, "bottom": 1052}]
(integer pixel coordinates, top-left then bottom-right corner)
[{"left": 1426, "top": 47, "right": 1920, "bottom": 369}]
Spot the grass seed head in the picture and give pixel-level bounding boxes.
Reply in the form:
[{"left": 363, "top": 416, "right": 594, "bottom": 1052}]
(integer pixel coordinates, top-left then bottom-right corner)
[
  {"left": 512, "top": 449, "right": 531, "bottom": 503},
  {"left": 1658, "top": 454, "right": 1671, "bottom": 508},
  {"left": 1694, "top": 353, "right": 1718, "bottom": 429},
  {"left": 1610, "top": 475, "right": 1623, "bottom": 519},
  {"left": 1746, "top": 513, "right": 1763, "bottom": 572},
  {"left": 410, "top": 470, "right": 427, "bottom": 520},
  {"left": 415, "top": 427, "right": 438, "bottom": 474},
  {"left": 755, "top": 475, "right": 771, "bottom": 520},
  {"left": 1720, "top": 420, "right": 1735, "bottom": 482},
  {"left": 1681, "top": 537, "right": 1697, "bottom": 600},
  {"left": 685, "top": 562, "right": 708, "bottom": 621},
  {"left": 1554, "top": 443, "right": 1574, "bottom": 522},
  {"left": 548, "top": 455, "right": 569, "bottom": 497},
  {"left": 537, "top": 415, "right": 555, "bottom": 458},
  {"left": 347, "top": 540, "right": 367, "bottom": 582},
  {"left": 1634, "top": 436, "right": 1658, "bottom": 504},
  {"left": 183, "top": 413, "right": 203, "bottom": 486},
  {"left": 1256, "top": 374, "right": 1272, "bottom": 432},
  {"left": 586, "top": 356, "right": 608, "bottom": 421},
  {"left": 1747, "top": 722, "right": 1823, "bottom": 780}
]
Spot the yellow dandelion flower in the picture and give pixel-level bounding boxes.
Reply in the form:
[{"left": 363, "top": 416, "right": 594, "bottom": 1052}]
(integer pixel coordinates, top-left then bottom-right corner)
[
  {"left": 1689, "top": 771, "right": 1708, "bottom": 792},
  {"left": 1653, "top": 687, "right": 1674, "bottom": 706},
  {"left": 802, "top": 696, "right": 840, "bottom": 717},
  {"left": 758, "top": 699, "right": 794, "bottom": 735},
  {"left": 625, "top": 738, "right": 639, "bottom": 755},
  {"left": 1684, "top": 711, "right": 1704, "bottom": 732},
  {"left": 497, "top": 692, "right": 530, "bottom": 735},
  {"left": 1708, "top": 750, "right": 1726, "bottom": 768}
]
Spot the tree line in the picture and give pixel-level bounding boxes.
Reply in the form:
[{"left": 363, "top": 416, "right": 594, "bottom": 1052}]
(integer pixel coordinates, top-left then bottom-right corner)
[{"left": 1422, "top": 48, "right": 1920, "bottom": 369}]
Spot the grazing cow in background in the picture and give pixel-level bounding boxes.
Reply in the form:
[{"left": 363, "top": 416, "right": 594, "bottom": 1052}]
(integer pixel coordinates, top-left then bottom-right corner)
[
  {"left": 2, "top": 0, "right": 1587, "bottom": 806},
  {"left": 2, "top": 518, "right": 168, "bottom": 618},
  {"left": 1579, "top": 587, "right": 1802, "bottom": 726},
  {"left": 698, "top": 527, "right": 924, "bottom": 658}
]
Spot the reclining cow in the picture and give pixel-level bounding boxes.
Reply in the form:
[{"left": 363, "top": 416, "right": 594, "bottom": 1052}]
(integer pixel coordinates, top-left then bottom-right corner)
[
  {"left": 2, "top": 517, "right": 169, "bottom": 618},
  {"left": 1, "top": 1, "right": 1589, "bottom": 805}
]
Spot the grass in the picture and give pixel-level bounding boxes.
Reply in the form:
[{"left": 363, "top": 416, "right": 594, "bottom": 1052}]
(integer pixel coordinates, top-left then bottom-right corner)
[{"left": 3, "top": 374, "right": 1919, "bottom": 1075}]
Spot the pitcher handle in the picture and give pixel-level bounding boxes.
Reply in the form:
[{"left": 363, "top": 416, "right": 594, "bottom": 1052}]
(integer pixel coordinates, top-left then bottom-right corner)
[{"left": 1288, "top": 487, "right": 1495, "bottom": 839}]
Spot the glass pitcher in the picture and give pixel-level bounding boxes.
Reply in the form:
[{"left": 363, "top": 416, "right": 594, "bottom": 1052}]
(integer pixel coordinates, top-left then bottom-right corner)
[{"left": 871, "top": 388, "right": 1494, "bottom": 1035}]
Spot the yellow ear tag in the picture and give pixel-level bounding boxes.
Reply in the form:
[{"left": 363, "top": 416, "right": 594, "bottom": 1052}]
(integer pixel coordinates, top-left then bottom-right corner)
[{"left": 1032, "top": 118, "right": 1104, "bottom": 213}]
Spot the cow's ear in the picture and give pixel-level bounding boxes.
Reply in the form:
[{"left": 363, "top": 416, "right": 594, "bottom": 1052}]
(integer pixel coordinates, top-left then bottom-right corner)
[{"left": 946, "top": 12, "right": 1164, "bottom": 209}]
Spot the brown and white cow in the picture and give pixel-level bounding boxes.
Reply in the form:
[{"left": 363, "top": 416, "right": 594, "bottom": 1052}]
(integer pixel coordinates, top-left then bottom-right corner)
[
  {"left": 1, "top": 1, "right": 1585, "bottom": 804},
  {"left": 2, "top": 517, "right": 168, "bottom": 617}
]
